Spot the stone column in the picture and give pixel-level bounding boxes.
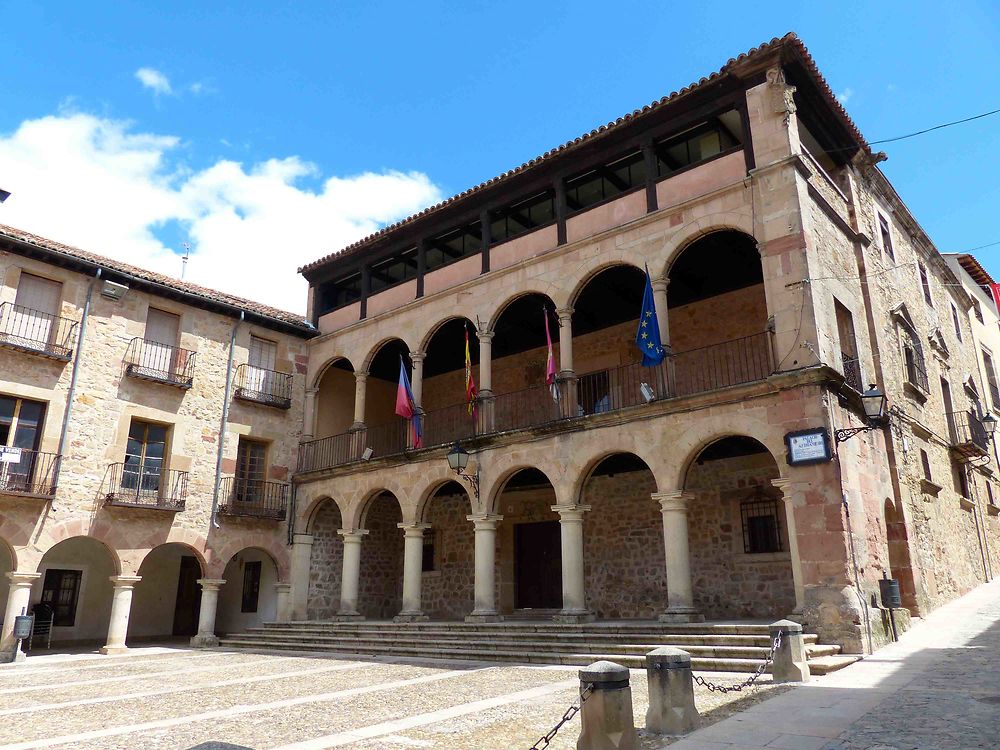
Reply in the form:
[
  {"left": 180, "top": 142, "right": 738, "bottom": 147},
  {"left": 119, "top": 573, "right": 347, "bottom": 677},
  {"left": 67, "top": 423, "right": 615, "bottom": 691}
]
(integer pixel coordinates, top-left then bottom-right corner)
[
  {"left": 395, "top": 523, "right": 431, "bottom": 622},
  {"left": 1, "top": 572, "right": 41, "bottom": 662},
  {"left": 336, "top": 529, "right": 368, "bottom": 620},
  {"left": 101, "top": 575, "right": 142, "bottom": 655},
  {"left": 466, "top": 514, "right": 503, "bottom": 622},
  {"left": 290, "top": 533, "right": 314, "bottom": 620},
  {"left": 274, "top": 582, "right": 293, "bottom": 622},
  {"left": 190, "top": 578, "right": 225, "bottom": 648},
  {"left": 302, "top": 386, "right": 319, "bottom": 441},
  {"left": 556, "top": 307, "right": 574, "bottom": 378},
  {"left": 650, "top": 277, "right": 671, "bottom": 351},
  {"left": 352, "top": 371, "right": 368, "bottom": 428},
  {"left": 654, "top": 491, "right": 703, "bottom": 622},
  {"left": 409, "top": 351, "right": 425, "bottom": 408},
  {"left": 552, "top": 505, "right": 594, "bottom": 623},
  {"left": 477, "top": 330, "right": 494, "bottom": 395},
  {"left": 772, "top": 478, "right": 806, "bottom": 616}
]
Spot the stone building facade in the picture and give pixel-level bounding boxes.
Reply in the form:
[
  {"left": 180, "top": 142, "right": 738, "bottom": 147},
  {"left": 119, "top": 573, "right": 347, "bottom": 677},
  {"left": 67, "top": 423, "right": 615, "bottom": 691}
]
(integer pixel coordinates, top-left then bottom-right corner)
[
  {"left": 0, "top": 226, "right": 313, "bottom": 659},
  {"left": 289, "top": 34, "right": 1000, "bottom": 655}
]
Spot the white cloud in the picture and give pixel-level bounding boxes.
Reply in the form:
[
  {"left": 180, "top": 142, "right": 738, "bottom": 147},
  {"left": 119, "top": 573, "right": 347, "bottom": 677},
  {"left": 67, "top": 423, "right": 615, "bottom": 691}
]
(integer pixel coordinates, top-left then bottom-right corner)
[
  {"left": 135, "top": 67, "right": 173, "bottom": 96},
  {"left": 836, "top": 87, "right": 853, "bottom": 105},
  {"left": 0, "top": 113, "right": 442, "bottom": 313}
]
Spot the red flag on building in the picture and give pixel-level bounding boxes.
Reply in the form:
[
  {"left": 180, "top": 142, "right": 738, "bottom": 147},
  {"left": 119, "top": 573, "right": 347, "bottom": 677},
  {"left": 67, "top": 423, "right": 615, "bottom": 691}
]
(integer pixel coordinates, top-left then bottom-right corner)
[
  {"left": 544, "top": 308, "right": 559, "bottom": 403},
  {"left": 465, "top": 324, "right": 478, "bottom": 417},
  {"left": 990, "top": 283, "right": 1000, "bottom": 316}
]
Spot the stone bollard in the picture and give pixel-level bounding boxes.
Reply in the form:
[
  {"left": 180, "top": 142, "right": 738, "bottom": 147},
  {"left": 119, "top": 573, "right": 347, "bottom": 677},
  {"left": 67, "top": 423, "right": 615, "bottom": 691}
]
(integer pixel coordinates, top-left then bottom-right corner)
[
  {"left": 577, "top": 661, "right": 638, "bottom": 750},
  {"left": 645, "top": 647, "right": 699, "bottom": 735},
  {"left": 769, "top": 619, "right": 810, "bottom": 683}
]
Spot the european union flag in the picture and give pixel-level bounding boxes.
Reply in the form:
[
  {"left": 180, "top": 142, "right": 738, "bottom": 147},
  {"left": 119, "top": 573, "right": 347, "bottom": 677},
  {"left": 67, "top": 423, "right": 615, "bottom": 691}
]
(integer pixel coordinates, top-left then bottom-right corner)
[{"left": 635, "top": 266, "right": 665, "bottom": 367}]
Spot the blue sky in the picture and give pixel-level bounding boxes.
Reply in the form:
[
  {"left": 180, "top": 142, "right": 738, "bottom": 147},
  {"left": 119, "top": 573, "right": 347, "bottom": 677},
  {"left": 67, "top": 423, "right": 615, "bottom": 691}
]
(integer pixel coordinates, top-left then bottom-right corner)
[{"left": 1, "top": 2, "right": 998, "bottom": 312}]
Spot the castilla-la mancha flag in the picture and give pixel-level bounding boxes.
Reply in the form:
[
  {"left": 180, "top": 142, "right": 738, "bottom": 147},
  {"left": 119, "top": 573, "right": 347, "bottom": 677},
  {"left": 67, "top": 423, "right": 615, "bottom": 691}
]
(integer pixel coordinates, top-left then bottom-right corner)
[{"left": 464, "top": 324, "right": 478, "bottom": 417}]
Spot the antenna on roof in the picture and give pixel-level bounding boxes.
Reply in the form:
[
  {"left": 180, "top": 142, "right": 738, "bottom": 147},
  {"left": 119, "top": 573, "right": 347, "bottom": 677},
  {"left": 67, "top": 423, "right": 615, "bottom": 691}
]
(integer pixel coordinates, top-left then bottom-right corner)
[{"left": 181, "top": 242, "right": 191, "bottom": 279}]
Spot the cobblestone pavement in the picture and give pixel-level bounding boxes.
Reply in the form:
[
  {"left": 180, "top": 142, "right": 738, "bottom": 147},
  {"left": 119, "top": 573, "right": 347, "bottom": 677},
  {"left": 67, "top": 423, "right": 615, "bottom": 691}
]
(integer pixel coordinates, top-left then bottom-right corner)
[
  {"left": 0, "top": 645, "right": 786, "bottom": 749},
  {"left": 670, "top": 577, "right": 1000, "bottom": 750}
]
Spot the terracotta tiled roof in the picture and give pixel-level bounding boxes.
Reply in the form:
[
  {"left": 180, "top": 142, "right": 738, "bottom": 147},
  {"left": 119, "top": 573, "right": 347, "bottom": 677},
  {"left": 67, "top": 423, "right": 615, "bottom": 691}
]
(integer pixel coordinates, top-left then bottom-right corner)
[
  {"left": 955, "top": 253, "right": 996, "bottom": 288},
  {"left": 0, "top": 223, "right": 314, "bottom": 333},
  {"left": 299, "top": 32, "right": 871, "bottom": 275}
]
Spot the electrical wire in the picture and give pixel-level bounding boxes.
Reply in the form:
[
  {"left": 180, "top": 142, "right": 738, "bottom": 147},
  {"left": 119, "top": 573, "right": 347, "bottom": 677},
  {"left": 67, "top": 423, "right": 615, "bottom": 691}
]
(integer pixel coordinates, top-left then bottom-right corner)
[{"left": 868, "top": 107, "right": 1000, "bottom": 146}]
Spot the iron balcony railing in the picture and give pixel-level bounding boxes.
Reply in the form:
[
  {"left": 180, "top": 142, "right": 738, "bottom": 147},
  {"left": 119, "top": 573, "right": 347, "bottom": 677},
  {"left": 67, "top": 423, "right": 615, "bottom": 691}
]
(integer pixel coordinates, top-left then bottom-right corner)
[
  {"left": 904, "top": 353, "right": 929, "bottom": 393},
  {"left": 218, "top": 476, "right": 288, "bottom": 520},
  {"left": 0, "top": 448, "right": 59, "bottom": 498},
  {"left": 947, "top": 410, "right": 991, "bottom": 457},
  {"left": 123, "top": 338, "right": 197, "bottom": 388},
  {"left": 104, "top": 463, "right": 188, "bottom": 511},
  {"left": 0, "top": 302, "right": 78, "bottom": 360},
  {"left": 234, "top": 364, "right": 292, "bottom": 409},
  {"left": 297, "top": 333, "right": 775, "bottom": 474},
  {"left": 841, "top": 354, "right": 864, "bottom": 393}
]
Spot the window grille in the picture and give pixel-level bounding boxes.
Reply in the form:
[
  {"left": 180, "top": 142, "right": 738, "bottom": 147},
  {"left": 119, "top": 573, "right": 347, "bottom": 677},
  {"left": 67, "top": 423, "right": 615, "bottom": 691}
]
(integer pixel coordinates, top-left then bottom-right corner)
[{"left": 740, "top": 490, "right": 783, "bottom": 554}]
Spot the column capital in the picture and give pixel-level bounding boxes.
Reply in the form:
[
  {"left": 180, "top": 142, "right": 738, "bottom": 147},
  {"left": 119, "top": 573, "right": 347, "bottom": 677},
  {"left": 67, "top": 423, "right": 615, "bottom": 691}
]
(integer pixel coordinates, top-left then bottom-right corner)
[
  {"left": 467, "top": 513, "right": 503, "bottom": 530},
  {"left": 398, "top": 522, "right": 432, "bottom": 538},
  {"left": 292, "top": 533, "right": 315, "bottom": 546},
  {"left": 651, "top": 276, "right": 670, "bottom": 292},
  {"left": 652, "top": 490, "right": 696, "bottom": 513},
  {"left": 476, "top": 329, "right": 495, "bottom": 342},
  {"left": 109, "top": 575, "right": 142, "bottom": 589},
  {"left": 771, "top": 478, "right": 807, "bottom": 495},
  {"left": 274, "top": 582, "right": 293, "bottom": 593},
  {"left": 552, "top": 504, "right": 591, "bottom": 521},
  {"left": 556, "top": 306, "right": 574, "bottom": 321},
  {"left": 305, "top": 386, "right": 320, "bottom": 395},
  {"left": 338, "top": 528, "right": 369, "bottom": 542},
  {"left": 409, "top": 350, "right": 426, "bottom": 363},
  {"left": 5, "top": 572, "right": 41, "bottom": 586},
  {"left": 196, "top": 578, "right": 226, "bottom": 591},
  {"left": 354, "top": 370, "right": 369, "bottom": 382}
]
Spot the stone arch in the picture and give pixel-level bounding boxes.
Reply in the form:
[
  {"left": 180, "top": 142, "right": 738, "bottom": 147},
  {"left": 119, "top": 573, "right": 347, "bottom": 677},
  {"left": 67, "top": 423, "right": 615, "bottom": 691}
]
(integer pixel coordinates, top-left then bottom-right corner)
[
  {"left": 569, "top": 443, "right": 663, "bottom": 506},
  {"left": 351, "top": 483, "right": 408, "bottom": 530},
  {"left": 210, "top": 533, "right": 290, "bottom": 582},
  {"left": 484, "top": 460, "right": 565, "bottom": 516},
  {"left": 31, "top": 523, "right": 123, "bottom": 576},
  {"left": 658, "top": 216, "right": 755, "bottom": 281},
  {"left": 567, "top": 260, "right": 646, "bottom": 310},
  {"left": 0, "top": 534, "right": 17, "bottom": 573},
  {"left": 217, "top": 546, "right": 281, "bottom": 633},
  {"left": 418, "top": 315, "right": 478, "bottom": 357},
  {"left": 135, "top": 540, "right": 208, "bottom": 579},
  {"left": 415, "top": 477, "right": 473, "bottom": 524},
  {"left": 356, "top": 489, "right": 405, "bottom": 619},
  {"left": 487, "top": 290, "right": 559, "bottom": 334},
  {"left": 310, "top": 354, "right": 357, "bottom": 390},
  {"left": 670, "top": 415, "right": 786, "bottom": 492},
  {"left": 304, "top": 496, "right": 345, "bottom": 620},
  {"left": 301, "top": 493, "right": 350, "bottom": 534},
  {"left": 130, "top": 542, "right": 207, "bottom": 640},
  {"left": 361, "top": 336, "right": 413, "bottom": 374}
]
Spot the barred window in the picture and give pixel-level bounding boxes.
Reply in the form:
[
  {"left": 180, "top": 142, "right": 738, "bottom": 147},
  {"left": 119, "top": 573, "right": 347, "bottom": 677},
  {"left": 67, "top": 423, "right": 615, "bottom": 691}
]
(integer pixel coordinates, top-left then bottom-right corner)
[{"left": 740, "top": 491, "right": 783, "bottom": 554}]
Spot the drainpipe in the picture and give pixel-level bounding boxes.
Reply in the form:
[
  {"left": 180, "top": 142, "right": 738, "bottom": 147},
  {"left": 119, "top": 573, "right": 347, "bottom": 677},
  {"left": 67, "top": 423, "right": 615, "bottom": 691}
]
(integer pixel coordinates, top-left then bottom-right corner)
[
  {"left": 52, "top": 268, "right": 101, "bottom": 499},
  {"left": 211, "top": 311, "right": 243, "bottom": 528}
]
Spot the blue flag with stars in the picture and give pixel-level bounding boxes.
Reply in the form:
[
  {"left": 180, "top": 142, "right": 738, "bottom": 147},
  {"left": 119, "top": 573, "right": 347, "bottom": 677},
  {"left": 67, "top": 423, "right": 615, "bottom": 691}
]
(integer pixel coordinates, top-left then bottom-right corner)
[{"left": 636, "top": 266, "right": 665, "bottom": 367}]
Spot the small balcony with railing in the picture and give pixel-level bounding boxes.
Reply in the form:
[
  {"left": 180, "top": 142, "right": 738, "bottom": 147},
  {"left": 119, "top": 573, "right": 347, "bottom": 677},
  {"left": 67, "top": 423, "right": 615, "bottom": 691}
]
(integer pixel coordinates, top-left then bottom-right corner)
[
  {"left": 841, "top": 353, "right": 864, "bottom": 393},
  {"left": 947, "top": 410, "right": 991, "bottom": 459},
  {"left": 103, "top": 463, "right": 188, "bottom": 511},
  {"left": 123, "top": 338, "right": 197, "bottom": 388},
  {"left": 217, "top": 476, "right": 289, "bottom": 520},
  {"left": 233, "top": 364, "right": 292, "bottom": 409},
  {"left": 0, "top": 302, "right": 78, "bottom": 361},
  {"left": 0, "top": 448, "right": 59, "bottom": 499}
]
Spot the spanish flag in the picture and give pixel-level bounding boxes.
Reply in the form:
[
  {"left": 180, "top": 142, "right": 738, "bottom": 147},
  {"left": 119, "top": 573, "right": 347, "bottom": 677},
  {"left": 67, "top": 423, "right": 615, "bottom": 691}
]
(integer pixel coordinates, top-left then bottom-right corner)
[{"left": 465, "top": 324, "right": 478, "bottom": 416}]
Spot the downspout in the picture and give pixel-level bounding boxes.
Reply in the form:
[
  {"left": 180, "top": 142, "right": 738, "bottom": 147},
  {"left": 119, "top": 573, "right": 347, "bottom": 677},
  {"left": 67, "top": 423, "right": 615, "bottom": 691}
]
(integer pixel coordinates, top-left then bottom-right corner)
[
  {"left": 53, "top": 268, "right": 101, "bottom": 499},
  {"left": 211, "top": 310, "right": 243, "bottom": 528}
]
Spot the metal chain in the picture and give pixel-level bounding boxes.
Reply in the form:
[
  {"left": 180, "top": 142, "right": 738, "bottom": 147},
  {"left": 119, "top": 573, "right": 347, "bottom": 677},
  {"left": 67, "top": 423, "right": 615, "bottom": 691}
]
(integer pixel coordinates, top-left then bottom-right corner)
[
  {"left": 692, "top": 629, "right": 783, "bottom": 694},
  {"left": 527, "top": 683, "right": 593, "bottom": 749}
]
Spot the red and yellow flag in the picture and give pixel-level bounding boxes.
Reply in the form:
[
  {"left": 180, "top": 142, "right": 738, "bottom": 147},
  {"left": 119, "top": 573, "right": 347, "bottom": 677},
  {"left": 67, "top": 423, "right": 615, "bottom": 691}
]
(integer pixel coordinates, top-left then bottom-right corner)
[{"left": 465, "top": 324, "right": 478, "bottom": 416}]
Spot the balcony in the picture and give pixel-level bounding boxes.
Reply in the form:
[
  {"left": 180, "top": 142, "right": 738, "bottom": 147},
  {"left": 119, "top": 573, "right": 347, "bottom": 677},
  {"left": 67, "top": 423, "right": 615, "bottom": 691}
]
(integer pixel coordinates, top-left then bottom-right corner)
[
  {"left": 947, "top": 410, "right": 991, "bottom": 459},
  {"left": 841, "top": 354, "right": 864, "bottom": 393},
  {"left": 297, "top": 332, "right": 774, "bottom": 474},
  {"left": 0, "top": 449, "right": 59, "bottom": 499},
  {"left": 218, "top": 477, "right": 288, "bottom": 520},
  {"left": 0, "top": 302, "right": 77, "bottom": 361},
  {"left": 123, "top": 338, "right": 197, "bottom": 388},
  {"left": 233, "top": 364, "right": 292, "bottom": 409},
  {"left": 103, "top": 463, "right": 188, "bottom": 511}
]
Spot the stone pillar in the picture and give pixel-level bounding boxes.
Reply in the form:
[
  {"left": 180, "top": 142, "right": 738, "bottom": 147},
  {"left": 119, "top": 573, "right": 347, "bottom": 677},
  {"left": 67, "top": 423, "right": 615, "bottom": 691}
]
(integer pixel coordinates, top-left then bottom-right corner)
[
  {"left": 650, "top": 277, "right": 671, "bottom": 351},
  {"left": 274, "top": 582, "right": 293, "bottom": 622},
  {"left": 336, "top": 529, "right": 368, "bottom": 620},
  {"left": 556, "top": 307, "right": 574, "bottom": 378},
  {"left": 772, "top": 478, "right": 806, "bottom": 616},
  {"left": 352, "top": 371, "right": 368, "bottom": 428},
  {"left": 190, "top": 578, "right": 225, "bottom": 648},
  {"left": 290, "top": 533, "right": 314, "bottom": 620},
  {"left": 577, "top": 661, "right": 638, "bottom": 750},
  {"left": 1, "top": 572, "right": 41, "bottom": 662},
  {"left": 654, "top": 491, "right": 703, "bottom": 622},
  {"left": 302, "top": 386, "right": 319, "bottom": 441},
  {"left": 395, "top": 523, "right": 431, "bottom": 622},
  {"left": 477, "top": 330, "right": 494, "bottom": 395},
  {"left": 645, "top": 647, "right": 699, "bottom": 735},
  {"left": 552, "top": 505, "right": 594, "bottom": 623},
  {"left": 409, "top": 351, "right": 425, "bottom": 408},
  {"left": 769, "top": 619, "right": 810, "bottom": 683},
  {"left": 101, "top": 575, "right": 142, "bottom": 655},
  {"left": 466, "top": 514, "right": 503, "bottom": 622}
]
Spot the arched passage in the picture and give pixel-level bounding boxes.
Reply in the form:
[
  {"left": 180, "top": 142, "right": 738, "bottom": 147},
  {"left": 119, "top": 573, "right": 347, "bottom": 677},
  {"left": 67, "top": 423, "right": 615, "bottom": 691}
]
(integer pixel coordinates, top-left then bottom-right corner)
[
  {"left": 667, "top": 230, "right": 771, "bottom": 396},
  {"left": 683, "top": 436, "right": 794, "bottom": 619},
  {"left": 580, "top": 453, "right": 665, "bottom": 619},
  {"left": 358, "top": 490, "right": 404, "bottom": 619},
  {"left": 315, "top": 356, "right": 356, "bottom": 439},
  {"left": 884, "top": 498, "right": 918, "bottom": 611},
  {"left": 418, "top": 480, "right": 473, "bottom": 620},
  {"left": 307, "top": 498, "right": 344, "bottom": 619},
  {"left": 364, "top": 339, "right": 412, "bottom": 455},
  {"left": 0, "top": 538, "right": 13, "bottom": 583},
  {"left": 494, "top": 468, "right": 561, "bottom": 615},
  {"left": 420, "top": 317, "right": 479, "bottom": 447},
  {"left": 33, "top": 537, "right": 119, "bottom": 647},
  {"left": 130, "top": 543, "right": 205, "bottom": 640},
  {"left": 217, "top": 547, "right": 280, "bottom": 633}
]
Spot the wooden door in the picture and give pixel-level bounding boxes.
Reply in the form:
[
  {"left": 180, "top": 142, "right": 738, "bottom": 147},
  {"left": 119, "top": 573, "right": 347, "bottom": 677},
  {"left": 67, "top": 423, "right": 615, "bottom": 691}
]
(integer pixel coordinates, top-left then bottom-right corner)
[
  {"left": 247, "top": 336, "right": 277, "bottom": 394},
  {"left": 172, "top": 556, "right": 202, "bottom": 636},
  {"left": 144, "top": 308, "right": 180, "bottom": 373},
  {"left": 514, "top": 521, "right": 562, "bottom": 609}
]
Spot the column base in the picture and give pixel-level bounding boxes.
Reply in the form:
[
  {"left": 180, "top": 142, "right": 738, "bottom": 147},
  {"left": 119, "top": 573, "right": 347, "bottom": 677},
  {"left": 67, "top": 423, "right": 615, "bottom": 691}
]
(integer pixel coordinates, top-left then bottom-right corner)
[
  {"left": 330, "top": 612, "right": 365, "bottom": 622},
  {"left": 100, "top": 645, "right": 131, "bottom": 655},
  {"left": 189, "top": 634, "right": 219, "bottom": 648},
  {"left": 465, "top": 611, "right": 504, "bottom": 623},
  {"left": 553, "top": 609, "right": 595, "bottom": 624},
  {"left": 658, "top": 608, "right": 704, "bottom": 623},
  {"left": 0, "top": 647, "right": 25, "bottom": 663},
  {"left": 393, "top": 613, "right": 429, "bottom": 623}
]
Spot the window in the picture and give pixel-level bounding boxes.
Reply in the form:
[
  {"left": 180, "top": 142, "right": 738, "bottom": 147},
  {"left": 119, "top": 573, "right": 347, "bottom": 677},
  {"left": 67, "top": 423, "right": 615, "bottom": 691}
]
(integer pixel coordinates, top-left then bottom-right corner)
[
  {"left": 123, "top": 420, "right": 168, "bottom": 497},
  {"left": 902, "top": 334, "right": 928, "bottom": 392},
  {"left": 877, "top": 213, "right": 894, "bottom": 261},
  {"left": 10, "top": 272, "right": 63, "bottom": 347},
  {"left": 919, "top": 264, "right": 933, "bottom": 306},
  {"left": 0, "top": 395, "right": 46, "bottom": 492},
  {"left": 369, "top": 248, "right": 419, "bottom": 294},
  {"left": 973, "top": 298, "right": 984, "bottom": 324},
  {"left": 566, "top": 150, "right": 646, "bottom": 212},
  {"left": 490, "top": 190, "right": 556, "bottom": 243},
  {"left": 952, "top": 457, "right": 970, "bottom": 498},
  {"left": 317, "top": 273, "right": 362, "bottom": 314},
  {"left": 951, "top": 304, "right": 963, "bottom": 341},
  {"left": 920, "top": 449, "right": 932, "bottom": 482},
  {"left": 235, "top": 437, "right": 267, "bottom": 503},
  {"left": 988, "top": 482, "right": 996, "bottom": 507},
  {"left": 983, "top": 350, "right": 1000, "bottom": 411},
  {"left": 422, "top": 534, "right": 436, "bottom": 573},
  {"left": 740, "top": 492, "right": 783, "bottom": 554},
  {"left": 835, "top": 299, "right": 861, "bottom": 390},
  {"left": 241, "top": 560, "right": 262, "bottom": 613},
  {"left": 246, "top": 336, "right": 278, "bottom": 395},
  {"left": 426, "top": 221, "right": 482, "bottom": 273},
  {"left": 655, "top": 114, "right": 743, "bottom": 178},
  {"left": 41, "top": 569, "right": 82, "bottom": 626}
]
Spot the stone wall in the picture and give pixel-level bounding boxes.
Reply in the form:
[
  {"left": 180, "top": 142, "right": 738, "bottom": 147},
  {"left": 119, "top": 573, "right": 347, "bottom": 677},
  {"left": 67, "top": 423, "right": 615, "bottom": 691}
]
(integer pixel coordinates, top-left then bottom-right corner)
[
  {"left": 357, "top": 496, "right": 403, "bottom": 619},
  {"left": 307, "top": 500, "right": 344, "bottom": 619},
  {"left": 422, "top": 492, "right": 475, "bottom": 620}
]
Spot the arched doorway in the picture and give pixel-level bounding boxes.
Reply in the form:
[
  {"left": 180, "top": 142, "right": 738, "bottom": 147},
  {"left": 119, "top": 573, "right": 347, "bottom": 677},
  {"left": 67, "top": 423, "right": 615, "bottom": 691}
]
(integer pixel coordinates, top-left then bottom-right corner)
[
  {"left": 307, "top": 498, "right": 344, "bottom": 619},
  {"left": 495, "top": 468, "right": 561, "bottom": 615},
  {"left": 683, "top": 436, "right": 794, "bottom": 619},
  {"left": 580, "top": 453, "right": 664, "bottom": 619},
  {"left": 358, "top": 491, "right": 404, "bottom": 619},
  {"left": 217, "top": 548, "right": 279, "bottom": 633},
  {"left": 364, "top": 339, "right": 412, "bottom": 455},
  {"left": 419, "top": 480, "right": 473, "bottom": 620},
  {"left": 33, "top": 537, "right": 119, "bottom": 647},
  {"left": 420, "top": 317, "right": 479, "bottom": 447},
  {"left": 314, "top": 356, "right": 356, "bottom": 439},
  {"left": 130, "top": 543, "right": 204, "bottom": 640}
]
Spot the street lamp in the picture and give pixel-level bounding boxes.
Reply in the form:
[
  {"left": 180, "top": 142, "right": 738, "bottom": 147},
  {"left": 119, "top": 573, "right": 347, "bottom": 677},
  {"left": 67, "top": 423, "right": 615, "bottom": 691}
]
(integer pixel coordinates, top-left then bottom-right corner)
[
  {"left": 447, "top": 442, "right": 480, "bottom": 501},
  {"left": 836, "top": 384, "right": 888, "bottom": 443},
  {"left": 982, "top": 413, "right": 998, "bottom": 438}
]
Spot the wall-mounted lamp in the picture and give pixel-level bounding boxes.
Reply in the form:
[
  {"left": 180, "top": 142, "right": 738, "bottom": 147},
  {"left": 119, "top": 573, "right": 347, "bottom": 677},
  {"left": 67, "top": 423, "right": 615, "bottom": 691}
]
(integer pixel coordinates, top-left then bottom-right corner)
[
  {"left": 447, "top": 442, "right": 480, "bottom": 501},
  {"left": 835, "top": 384, "right": 888, "bottom": 443},
  {"left": 981, "top": 413, "right": 998, "bottom": 437}
]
